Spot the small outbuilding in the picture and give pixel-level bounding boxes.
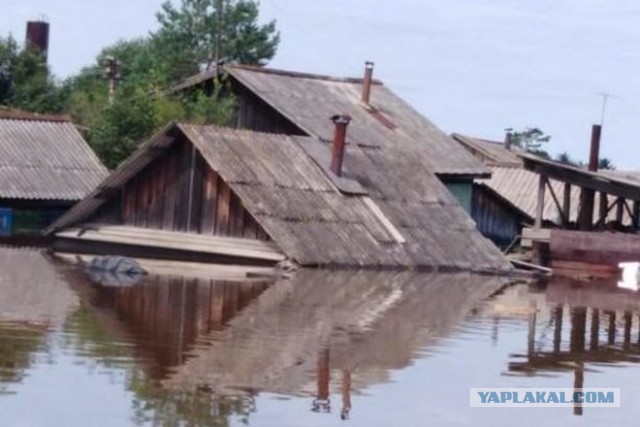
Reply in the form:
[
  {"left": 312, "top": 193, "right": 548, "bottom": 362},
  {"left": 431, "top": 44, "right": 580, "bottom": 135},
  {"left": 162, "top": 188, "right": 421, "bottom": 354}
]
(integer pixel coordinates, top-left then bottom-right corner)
[{"left": 0, "top": 108, "right": 108, "bottom": 236}]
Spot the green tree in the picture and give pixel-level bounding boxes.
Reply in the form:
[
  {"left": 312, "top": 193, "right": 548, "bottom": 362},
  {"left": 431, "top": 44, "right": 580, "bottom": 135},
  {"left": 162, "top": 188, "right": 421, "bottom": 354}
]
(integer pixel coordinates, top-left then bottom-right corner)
[
  {"left": 556, "top": 152, "right": 615, "bottom": 170},
  {"left": 508, "top": 127, "right": 551, "bottom": 159},
  {"left": 556, "top": 152, "right": 583, "bottom": 167},
  {"left": 154, "top": 0, "right": 279, "bottom": 79},
  {"left": 598, "top": 158, "right": 616, "bottom": 170},
  {"left": 0, "top": 35, "right": 66, "bottom": 113},
  {"left": 64, "top": 37, "right": 235, "bottom": 169}
]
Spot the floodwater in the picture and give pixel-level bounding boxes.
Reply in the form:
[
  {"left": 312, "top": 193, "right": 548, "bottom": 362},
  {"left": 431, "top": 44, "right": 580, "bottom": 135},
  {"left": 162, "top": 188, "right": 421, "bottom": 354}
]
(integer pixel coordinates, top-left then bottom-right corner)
[{"left": 1, "top": 247, "right": 640, "bottom": 426}]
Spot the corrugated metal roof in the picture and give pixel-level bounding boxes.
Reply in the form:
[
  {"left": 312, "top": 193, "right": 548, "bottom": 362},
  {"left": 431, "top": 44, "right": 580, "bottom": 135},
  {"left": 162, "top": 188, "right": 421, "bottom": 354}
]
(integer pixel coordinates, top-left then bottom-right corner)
[
  {"left": 0, "top": 114, "right": 108, "bottom": 201},
  {"left": 176, "top": 65, "right": 489, "bottom": 177},
  {"left": 451, "top": 133, "right": 523, "bottom": 167},
  {"left": 49, "top": 124, "right": 511, "bottom": 272}
]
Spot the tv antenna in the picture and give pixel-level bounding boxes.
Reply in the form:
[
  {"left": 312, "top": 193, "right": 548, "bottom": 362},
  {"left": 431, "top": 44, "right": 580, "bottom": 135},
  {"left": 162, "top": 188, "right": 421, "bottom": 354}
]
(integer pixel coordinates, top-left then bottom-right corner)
[{"left": 598, "top": 92, "right": 618, "bottom": 126}]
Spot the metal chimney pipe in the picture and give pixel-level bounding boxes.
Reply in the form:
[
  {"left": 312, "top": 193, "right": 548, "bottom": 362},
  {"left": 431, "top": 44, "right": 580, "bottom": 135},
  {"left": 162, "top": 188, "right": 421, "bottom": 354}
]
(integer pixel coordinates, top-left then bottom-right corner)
[
  {"left": 588, "top": 124, "right": 602, "bottom": 172},
  {"left": 504, "top": 131, "right": 513, "bottom": 151},
  {"left": 330, "top": 114, "right": 352, "bottom": 177},
  {"left": 361, "top": 61, "right": 374, "bottom": 105},
  {"left": 25, "top": 21, "right": 50, "bottom": 63}
]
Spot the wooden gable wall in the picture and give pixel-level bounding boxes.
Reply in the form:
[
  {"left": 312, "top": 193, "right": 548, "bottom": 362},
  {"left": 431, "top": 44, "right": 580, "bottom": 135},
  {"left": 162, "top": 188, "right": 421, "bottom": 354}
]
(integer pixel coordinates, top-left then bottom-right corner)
[{"left": 94, "top": 137, "right": 270, "bottom": 241}]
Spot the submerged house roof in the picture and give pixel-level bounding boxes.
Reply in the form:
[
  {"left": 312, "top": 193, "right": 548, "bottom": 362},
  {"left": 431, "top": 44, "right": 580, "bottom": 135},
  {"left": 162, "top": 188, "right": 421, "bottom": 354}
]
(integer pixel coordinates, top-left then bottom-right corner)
[
  {"left": 0, "top": 108, "right": 108, "bottom": 201},
  {"left": 49, "top": 124, "right": 511, "bottom": 272},
  {"left": 174, "top": 65, "right": 490, "bottom": 178}
]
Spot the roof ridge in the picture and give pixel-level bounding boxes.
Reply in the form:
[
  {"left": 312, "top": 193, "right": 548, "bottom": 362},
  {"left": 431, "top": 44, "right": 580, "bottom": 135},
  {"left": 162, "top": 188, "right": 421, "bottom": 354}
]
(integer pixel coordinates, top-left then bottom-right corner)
[
  {"left": 227, "top": 64, "right": 384, "bottom": 85},
  {"left": 177, "top": 122, "right": 319, "bottom": 141},
  {"left": 0, "top": 107, "right": 71, "bottom": 123}
]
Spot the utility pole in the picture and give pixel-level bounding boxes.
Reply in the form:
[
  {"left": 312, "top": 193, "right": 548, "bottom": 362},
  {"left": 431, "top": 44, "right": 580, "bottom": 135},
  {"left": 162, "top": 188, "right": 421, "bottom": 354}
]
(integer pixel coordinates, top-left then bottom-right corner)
[
  {"left": 214, "top": 0, "right": 224, "bottom": 64},
  {"left": 102, "top": 56, "right": 121, "bottom": 103}
]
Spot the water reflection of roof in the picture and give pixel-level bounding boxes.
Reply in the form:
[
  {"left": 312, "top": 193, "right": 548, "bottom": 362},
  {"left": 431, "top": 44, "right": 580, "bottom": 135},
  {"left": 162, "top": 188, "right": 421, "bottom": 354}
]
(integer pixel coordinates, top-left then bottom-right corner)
[
  {"left": 158, "top": 270, "right": 508, "bottom": 396},
  {"left": 0, "top": 247, "right": 79, "bottom": 326}
]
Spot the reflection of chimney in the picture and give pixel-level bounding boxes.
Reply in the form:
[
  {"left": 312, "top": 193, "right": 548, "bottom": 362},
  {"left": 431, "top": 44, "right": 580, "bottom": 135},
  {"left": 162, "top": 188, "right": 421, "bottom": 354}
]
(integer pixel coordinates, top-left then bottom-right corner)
[
  {"left": 504, "top": 131, "right": 513, "bottom": 151},
  {"left": 361, "top": 61, "right": 374, "bottom": 105},
  {"left": 25, "top": 20, "right": 50, "bottom": 63},
  {"left": 311, "top": 348, "right": 331, "bottom": 413},
  {"left": 330, "top": 114, "right": 352, "bottom": 177},
  {"left": 341, "top": 370, "right": 352, "bottom": 420}
]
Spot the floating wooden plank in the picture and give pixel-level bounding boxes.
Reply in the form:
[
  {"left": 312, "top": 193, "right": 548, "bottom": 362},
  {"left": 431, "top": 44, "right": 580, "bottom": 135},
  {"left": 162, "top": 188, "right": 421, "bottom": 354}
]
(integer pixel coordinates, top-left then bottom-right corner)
[
  {"left": 56, "top": 224, "right": 285, "bottom": 262},
  {"left": 52, "top": 252, "right": 280, "bottom": 282},
  {"left": 508, "top": 258, "right": 552, "bottom": 275}
]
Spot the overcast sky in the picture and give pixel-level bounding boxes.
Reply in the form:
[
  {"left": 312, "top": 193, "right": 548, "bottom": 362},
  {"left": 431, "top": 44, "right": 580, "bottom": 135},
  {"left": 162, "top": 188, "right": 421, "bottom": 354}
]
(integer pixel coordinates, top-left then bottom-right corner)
[{"left": 1, "top": 0, "right": 638, "bottom": 167}]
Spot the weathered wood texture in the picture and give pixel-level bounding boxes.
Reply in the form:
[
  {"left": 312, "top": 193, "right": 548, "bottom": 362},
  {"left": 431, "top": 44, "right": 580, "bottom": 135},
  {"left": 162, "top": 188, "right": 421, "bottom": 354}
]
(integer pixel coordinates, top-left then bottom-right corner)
[
  {"left": 99, "top": 138, "right": 269, "bottom": 241},
  {"left": 72, "top": 271, "right": 271, "bottom": 380},
  {"left": 471, "top": 184, "right": 522, "bottom": 247},
  {"left": 551, "top": 229, "right": 640, "bottom": 268}
]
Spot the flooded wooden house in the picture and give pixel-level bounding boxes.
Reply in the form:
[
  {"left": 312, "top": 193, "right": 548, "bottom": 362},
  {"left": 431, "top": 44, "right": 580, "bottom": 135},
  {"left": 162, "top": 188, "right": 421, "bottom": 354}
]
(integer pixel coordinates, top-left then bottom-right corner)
[
  {"left": 47, "top": 122, "right": 511, "bottom": 272},
  {"left": 0, "top": 108, "right": 108, "bottom": 237},
  {"left": 172, "top": 63, "right": 491, "bottom": 214}
]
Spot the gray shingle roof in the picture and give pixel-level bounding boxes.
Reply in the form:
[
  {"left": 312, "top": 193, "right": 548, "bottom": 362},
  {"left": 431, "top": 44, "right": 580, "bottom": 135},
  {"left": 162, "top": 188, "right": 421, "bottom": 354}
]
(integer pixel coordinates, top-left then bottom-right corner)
[
  {"left": 0, "top": 110, "right": 108, "bottom": 201},
  {"left": 49, "top": 124, "right": 510, "bottom": 271}
]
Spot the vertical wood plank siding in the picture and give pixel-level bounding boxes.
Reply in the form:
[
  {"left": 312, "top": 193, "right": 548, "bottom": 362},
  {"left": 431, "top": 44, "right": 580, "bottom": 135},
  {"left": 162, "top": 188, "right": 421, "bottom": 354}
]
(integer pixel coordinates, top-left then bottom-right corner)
[
  {"left": 471, "top": 185, "right": 521, "bottom": 248},
  {"left": 233, "top": 86, "right": 305, "bottom": 135},
  {"left": 95, "top": 277, "right": 271, "bottom": 373},
  {"left": 100, "top": 138, "right": 269, "bottom": 240}
]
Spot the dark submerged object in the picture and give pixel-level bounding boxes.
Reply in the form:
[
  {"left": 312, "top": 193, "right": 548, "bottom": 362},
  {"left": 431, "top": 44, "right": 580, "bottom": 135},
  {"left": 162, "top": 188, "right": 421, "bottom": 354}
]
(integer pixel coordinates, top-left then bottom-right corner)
[{"left": 86, "top": 256, "right": 147, "bottom": 287}]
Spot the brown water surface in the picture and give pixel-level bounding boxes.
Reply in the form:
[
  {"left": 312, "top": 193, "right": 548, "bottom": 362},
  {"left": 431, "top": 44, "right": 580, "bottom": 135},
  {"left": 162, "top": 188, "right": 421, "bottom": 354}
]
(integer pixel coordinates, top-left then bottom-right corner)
[{"left": 1, "top": 247, "right": 638, "bottom": 426}]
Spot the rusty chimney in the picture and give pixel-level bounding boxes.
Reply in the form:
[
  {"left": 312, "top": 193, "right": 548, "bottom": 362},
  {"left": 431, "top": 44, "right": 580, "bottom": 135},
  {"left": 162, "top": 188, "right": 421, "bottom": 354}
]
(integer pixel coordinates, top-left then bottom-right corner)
[
  {"left": 504, "top": 131, "right": 513, "bottom": 151},
  {"left": 361, "top": 61, "right": 374, "bottom": 105},
  {"left": 25, "top": 20, "right": 50, "bottom": 63},
  {"left": 588, "top": 124, "right": 602, "bottom": 172},
  {"left": 330, "top": 114, "right": 352, "bottom": 177}
]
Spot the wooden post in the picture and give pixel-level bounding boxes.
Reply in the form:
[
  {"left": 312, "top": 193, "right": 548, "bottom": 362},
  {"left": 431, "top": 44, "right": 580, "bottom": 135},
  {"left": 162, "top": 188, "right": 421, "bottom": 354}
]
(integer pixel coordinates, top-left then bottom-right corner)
[
  {"left": 535, "top": 175, "right": 546, "bottom": 229},
  {"left": 616, "top": 198, "right": 625, "bottom": 226},
  {"left": 563, "top": 183, "right": 571, "bottom": 226},
  {"left": 607, "top": 311, "right": 616, "bottom": 345},
  {"left": 553, "top": 306, "right": 563, "bottom": 353},
  {"left": 577, "top": 125, "right": 602, "bottom": 231},
  {"left": 527, "top": 300, "right": 537, "bottom": 356},
  {"left": 570, "top": 307, "right": 587, "bottom": 417},
  {"left": 590, "top": 308, "right": 599, "bottom": 350},
  {"left": 599, "top": 193, "right": 608, "bottom": 228},
  {"left": 624, "top": 312, "right": 632, "bottom": 350}
]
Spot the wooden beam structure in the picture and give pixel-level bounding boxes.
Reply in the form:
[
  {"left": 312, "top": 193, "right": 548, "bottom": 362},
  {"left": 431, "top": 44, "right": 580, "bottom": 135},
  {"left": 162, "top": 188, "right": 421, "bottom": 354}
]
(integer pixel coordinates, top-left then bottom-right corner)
[
  {"left": 521, "top": 153, "right": 640, "bottom": 201},
  {"left": 535, "top": 174, "right": 546, "bottom": 229}
]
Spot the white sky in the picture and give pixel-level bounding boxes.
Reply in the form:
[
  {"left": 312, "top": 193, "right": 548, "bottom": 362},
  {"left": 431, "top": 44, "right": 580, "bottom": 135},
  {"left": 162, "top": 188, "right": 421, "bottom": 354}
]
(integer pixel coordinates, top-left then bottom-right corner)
[{"left": 1, "top": 0, "right": 639, "bottom": 167}]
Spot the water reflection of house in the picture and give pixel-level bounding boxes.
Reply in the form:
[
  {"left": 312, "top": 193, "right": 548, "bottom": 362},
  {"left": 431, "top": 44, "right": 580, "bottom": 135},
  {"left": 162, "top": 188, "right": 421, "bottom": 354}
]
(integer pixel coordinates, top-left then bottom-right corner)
[
  {"left": 494, "top": 280, "right": 640, "bottom": 416},
  {"left": 65, "top": 267, "right": 507, "bottom": 418},
  {"left": 47, "top": 121, "right": 510, "bottom": 271},
  {"left": 0, "top": 247, "right": 79, "bottom": 392},
  {"left": 0, "top": 109, "right": 108, "bottom": 236},
  {"left": 54, "top": 262, "right": 271, "bottom": 380},
  {"left": 0, "top": 247, "right": 79, "bottom": 325}
]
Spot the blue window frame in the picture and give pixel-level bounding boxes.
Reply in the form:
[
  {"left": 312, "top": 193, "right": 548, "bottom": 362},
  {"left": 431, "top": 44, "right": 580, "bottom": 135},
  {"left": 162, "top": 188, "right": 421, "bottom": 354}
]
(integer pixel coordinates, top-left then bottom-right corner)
[{"left": 0, "top": 208, "right": 13, "bottom": 236}]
